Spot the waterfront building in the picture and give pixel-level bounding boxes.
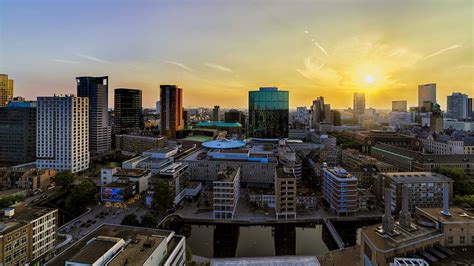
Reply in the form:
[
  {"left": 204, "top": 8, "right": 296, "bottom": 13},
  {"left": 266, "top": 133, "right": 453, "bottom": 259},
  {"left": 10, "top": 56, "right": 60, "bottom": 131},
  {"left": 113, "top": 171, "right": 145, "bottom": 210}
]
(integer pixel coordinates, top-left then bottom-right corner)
[
  {"left": 160, "top": 85, "right": 183, "bottom": 139},
  {"left": 376, "top": 172, "right": 453, "bottom": 212},
  {"left": 248, "top": 87, "right": 289, "bottom": 139},
  {"left": 114, "top": 134, "right": 165, "bottom": 154},
  {"left": 392, "top": 101, "right": 407, "bottom": 112},
  {"left": 0, "top": 100, "right": 36, "bottom": 166},
  {"left": 0, "top": 203, "right": 58, "bottom": 264},
  {"left": 322, "top": 167, "right": 358, "bottom": 215},
  {"left": 418, "top": 83, "right": 436, "bottom": 108},
  {"left": 213, "top": 167, "right": 241, "bottom": 220},
  {"left": 275, "top": 167, "right": 297, "bottom": 219},
  {"left": 76, "top": 76, "right": 111, "bottom": 155},
  {"left": 353, "top": 92, "right": 365, "bottom": 119},
  {"left": 114, "top": 88, "right": 143, "bottom": 134},
  {"left": 36, "top": 95, "right": 89, "bottom": 173},
  {"left": 447, "top": 92, "right": 469, "bottom": 120},
  {"left": 0, "top": 73, "right": 14, "bottom": 107},
  {"left": 46, "top": 224, "right": 186, "bottom": 266}
]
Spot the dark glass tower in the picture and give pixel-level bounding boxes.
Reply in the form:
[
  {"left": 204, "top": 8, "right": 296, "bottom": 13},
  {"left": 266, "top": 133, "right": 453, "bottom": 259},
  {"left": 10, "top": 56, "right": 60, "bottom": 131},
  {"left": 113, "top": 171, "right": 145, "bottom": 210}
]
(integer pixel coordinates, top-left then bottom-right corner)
[
  {"left": 76, "top": 76, "right": 111, "bottom": 155},
  {"left": 248, "top": 87, "right": 289, "bottom": 139},
  {"left": 114, "top": 88, "right": 143, "bottom": 134}
]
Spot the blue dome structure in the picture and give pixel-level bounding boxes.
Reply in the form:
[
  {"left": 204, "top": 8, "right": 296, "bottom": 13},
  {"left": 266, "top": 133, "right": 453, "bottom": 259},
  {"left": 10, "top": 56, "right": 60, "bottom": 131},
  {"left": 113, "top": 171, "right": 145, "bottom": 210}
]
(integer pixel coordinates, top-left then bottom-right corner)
[{"left": 202, "top": 139, "right": 246, "bottom": 149}]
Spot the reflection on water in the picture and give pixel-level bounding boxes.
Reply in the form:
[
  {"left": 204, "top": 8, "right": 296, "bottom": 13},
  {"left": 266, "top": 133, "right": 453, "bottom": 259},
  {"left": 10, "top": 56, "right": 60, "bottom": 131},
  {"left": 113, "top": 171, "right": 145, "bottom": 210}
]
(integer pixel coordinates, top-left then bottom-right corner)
[{"left": 169, "top": 222, "right": 333, "bottom": 258}]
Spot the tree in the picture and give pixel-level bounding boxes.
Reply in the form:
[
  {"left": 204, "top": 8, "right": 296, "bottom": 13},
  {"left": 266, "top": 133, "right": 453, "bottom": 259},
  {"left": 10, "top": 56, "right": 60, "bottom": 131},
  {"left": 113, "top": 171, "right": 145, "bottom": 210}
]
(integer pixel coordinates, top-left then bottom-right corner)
[
  {"left": 53, "top": 171, "right": 75, "bottom": 190},
  {"left": 435, "top": 167, "right": 474, "bottom": 196},
  {"left": 65, "top": 179, "right": 98, "bottom": 216},
  {"left": 121, "top": 214, "right": 140, "bottom": 226},
  {"left": 141, "top": 213, "right": 158, "bottom": 228},
  {"left": 153, "top": 180, "right": 174, "bottom": 211},
  {"left": 454, "top": 195, "right": 474, "bottom": 209},
  {"left": 0, "top": 194, "right": 25, "bottom": 208}
]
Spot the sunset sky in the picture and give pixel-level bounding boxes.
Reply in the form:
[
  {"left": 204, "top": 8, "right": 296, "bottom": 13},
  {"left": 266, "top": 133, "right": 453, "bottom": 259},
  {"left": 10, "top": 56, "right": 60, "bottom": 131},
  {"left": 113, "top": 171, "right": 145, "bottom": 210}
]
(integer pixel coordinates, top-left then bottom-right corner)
[{"left": 0, "top": 0, "right": 472, "bottom": 109}]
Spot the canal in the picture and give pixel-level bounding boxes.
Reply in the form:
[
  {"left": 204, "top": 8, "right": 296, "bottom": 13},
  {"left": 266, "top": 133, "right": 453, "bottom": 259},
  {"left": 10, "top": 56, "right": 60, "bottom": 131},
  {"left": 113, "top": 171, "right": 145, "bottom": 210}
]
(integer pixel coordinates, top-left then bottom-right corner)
[{"left": 168, "top": 222, "right": 339, "bottom": 258}]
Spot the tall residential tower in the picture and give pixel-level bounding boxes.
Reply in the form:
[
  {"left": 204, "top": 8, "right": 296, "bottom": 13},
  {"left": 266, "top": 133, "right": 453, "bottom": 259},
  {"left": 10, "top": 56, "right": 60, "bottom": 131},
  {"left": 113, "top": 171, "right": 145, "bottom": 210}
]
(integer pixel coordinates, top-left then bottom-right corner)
[
  {"left": 160, "top": 85, "right": 183, "bottom": 139},
  {"left": 0, "top": 74, "right": 14, "bottom": 107},
  {"left": 114, "top": 88, "right": 143, "bottom": 134}
]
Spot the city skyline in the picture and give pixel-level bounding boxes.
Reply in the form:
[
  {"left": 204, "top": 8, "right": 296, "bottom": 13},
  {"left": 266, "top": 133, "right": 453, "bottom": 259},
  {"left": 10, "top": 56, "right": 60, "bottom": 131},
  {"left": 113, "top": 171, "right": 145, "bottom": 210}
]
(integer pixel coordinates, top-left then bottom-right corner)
[{"left": 0, "top": 0, "right": 472, "bottom": 109}]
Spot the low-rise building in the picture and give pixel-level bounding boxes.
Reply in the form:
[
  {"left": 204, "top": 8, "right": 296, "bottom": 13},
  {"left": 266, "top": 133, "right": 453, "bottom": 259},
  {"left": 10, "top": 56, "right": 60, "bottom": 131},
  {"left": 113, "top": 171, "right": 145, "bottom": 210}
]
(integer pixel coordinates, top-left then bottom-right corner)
[
  {"left": 46, "top": 224, "right": 186, "bottom": 266},
  {"left": 420, "top": 137, "right": 464, "bottom": 154},
  {"left": 101, "top": 168, "right": 151, "bottom": 193},
  {"left": 322, "top": 167, "right": 358, "bottom": 215},
  {"left": 115, "top": 134, "right": 165, "bottom": 154},
  {"left": 213, "top": 167, "right": 240, "bottom": 220}
]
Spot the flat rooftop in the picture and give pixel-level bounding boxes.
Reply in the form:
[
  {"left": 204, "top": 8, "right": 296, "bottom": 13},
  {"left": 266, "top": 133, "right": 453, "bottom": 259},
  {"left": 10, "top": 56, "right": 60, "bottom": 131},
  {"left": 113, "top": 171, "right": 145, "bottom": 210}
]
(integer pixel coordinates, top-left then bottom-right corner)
[
  {"left": 211, "top": 256, "right": 320, "bottom": 266},
  {"left": 1, "top": 204, "right": 57, "bottom": 222},
  {"left": 109, "top": 234, "right": 164, "bottom": 266},
  {"left": 67, "top": 237, "right": 122, "bottom": 264},
  {"left": 276, "top": 167, "right": 296, "bottom": 179},
  {"left": 145, "top": 147, "right": 177, "bottom": 153},
  {"left": 47, "top": 224, "right": 176, "bottom": 266},
  {"left": 115, "top": 168, "right": 150, "bottom": 177},
  {"left": 382, "top": 172, "right": 452, "bottom": 183},
  {"left": 216, "top": 167, "right": 240, "bottom": 182},
  {"left": 417, "top": 207, "right": 474, "bottom": 223}
]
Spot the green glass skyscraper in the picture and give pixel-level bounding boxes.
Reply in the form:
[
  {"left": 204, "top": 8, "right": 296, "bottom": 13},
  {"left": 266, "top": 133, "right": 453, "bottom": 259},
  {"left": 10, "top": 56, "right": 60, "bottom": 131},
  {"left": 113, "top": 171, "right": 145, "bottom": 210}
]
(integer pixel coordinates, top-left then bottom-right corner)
[{"left": 248, "top": 87, "right": 289, "bottom": 139}]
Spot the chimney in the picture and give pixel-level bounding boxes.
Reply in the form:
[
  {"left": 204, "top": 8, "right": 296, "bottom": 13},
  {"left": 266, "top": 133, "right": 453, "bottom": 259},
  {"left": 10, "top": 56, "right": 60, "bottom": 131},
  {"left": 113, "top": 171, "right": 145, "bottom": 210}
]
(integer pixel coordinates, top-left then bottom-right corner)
[
  {"left": 441, "top": 184, "right": 451, "bottom": 216},
  {"left": 382, "top": 188, "right": 394, "bottom": 234},
  {"left": 399, "top": 185, "right": 411, "bottom": 228}
]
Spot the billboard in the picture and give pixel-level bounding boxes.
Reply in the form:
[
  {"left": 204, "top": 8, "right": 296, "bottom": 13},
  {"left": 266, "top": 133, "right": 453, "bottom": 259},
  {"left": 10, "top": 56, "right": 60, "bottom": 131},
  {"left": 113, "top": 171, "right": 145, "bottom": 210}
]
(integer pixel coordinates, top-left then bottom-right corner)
[{"left": 101, "top": 184, "right": 137, "bottom": 203}]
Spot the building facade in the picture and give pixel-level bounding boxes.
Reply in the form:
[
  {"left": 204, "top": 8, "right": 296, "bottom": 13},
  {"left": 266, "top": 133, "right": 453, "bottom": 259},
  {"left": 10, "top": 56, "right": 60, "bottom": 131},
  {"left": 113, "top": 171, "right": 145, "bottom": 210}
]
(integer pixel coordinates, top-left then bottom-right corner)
[
  {"left": 418, "top": 83, "right": 436, "bottom": 108},
  {"left": 160, "top": 85, "right": 183, "bottom": 139},
  {"left": 447, "top": 92, "right": 469, "bottom": 120},
  {"left": 114, "top": 88, "right": 143, "bottom": 134},
  {"left": 392, "top": 100, "right": 407, "bottom": 112},
  {"left": 213, "top": 167, "right": 240, "bottom": 220},
  {"left": 248, "top": 87, "right": 289, "bottom": 139},
  {"left": 353, "top": 92, "right": 366, "bottom": 119},
  {"left": 0, "top": 101, "right": 36, "bottom": 166},
  {"left": 36, "top": 95, "right": 89, "bottom": 173},
  {"left": 275, "top": 167, "right": 297, "bottom": 219},
  {"left": 0, "top": 73, "right": 14, "bottom": 107},
  {"left": 76, "top": 76, "right": 111, "bottom": 155},
  {"left": 322, "top": 167, "right": 358, "bottom": 215}
]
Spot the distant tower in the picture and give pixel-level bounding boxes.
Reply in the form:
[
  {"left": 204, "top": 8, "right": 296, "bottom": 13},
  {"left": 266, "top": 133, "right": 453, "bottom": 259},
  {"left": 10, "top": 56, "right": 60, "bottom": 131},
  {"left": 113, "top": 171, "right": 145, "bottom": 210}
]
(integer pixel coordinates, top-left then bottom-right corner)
[
  {"left": 114, "top": 88, "right": 143, "bottom": 134},
  {"left": 0, "top": 73, "right": 14, "bottom": 107},
  {"left": 213, "top": 105, "right": 220, "bottom": 121},
  {"left": 76, "top": 76, "right": 111, "bottom": 155},
  {"left": 418, "top": 83, "right": 436, "bottom": 108},
  {"left": 447, "top": 92, "right": 469, "bottom": 120},
  {"left": 353, "top": 92, "right": 366, "bottom": 119},
  {"left": 160, "top": 85, "right": 183, "bottom": 139}
]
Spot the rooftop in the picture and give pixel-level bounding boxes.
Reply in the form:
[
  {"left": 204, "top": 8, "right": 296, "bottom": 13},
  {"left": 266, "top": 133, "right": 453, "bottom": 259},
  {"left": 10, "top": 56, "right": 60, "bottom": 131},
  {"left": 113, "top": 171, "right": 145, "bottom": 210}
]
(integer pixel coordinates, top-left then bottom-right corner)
[
  {"left": 195, "top": 121, "right": 242, "bottom": 128},
  {"left": 67, "top": 236, "right": 123, "bottom": 264},
  {"left": 216, "top": 167, "right": 240, "bottom": 182},
  {"left": 182, "top": 135, "right": 214, "bottom": 143},
  {"left": 417, "top": 207, "right": 474, "bottom": 223},
  {"left": 1, "top": 203, "right": 57, "bottom": 222},
  {"left": 382, "top": 172, "right": 452, "bottom": 183},
  {"left": 211, "top": 256, "right": 320, "bottom": 266},
  {"left": 109, "top": 234, "right": 164, "bottom": 266},
  {"left": 203, "top": 139, "right": 246, "bottom": 149},
  {"left": 114, "top": 168, "right": 150, "bottom": 177}
]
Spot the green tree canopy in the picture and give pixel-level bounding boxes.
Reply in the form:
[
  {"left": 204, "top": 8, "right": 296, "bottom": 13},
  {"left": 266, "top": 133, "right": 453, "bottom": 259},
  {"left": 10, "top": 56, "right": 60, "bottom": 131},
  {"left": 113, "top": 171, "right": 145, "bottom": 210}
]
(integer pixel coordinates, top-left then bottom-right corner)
[
  {"left": 0, "top": 194, "right": 25, "bottom": 208},
  {"left": 141, "top": 213, "right": 158, "bottom": 228},
  {"left": 435, "top": 167, "right": 474, "bottom": 196},
  {"left": 53, "top": 170, "right": 75, "bottom": 190},
  {"left": 65, "top": 179, "right": 98, "bottom": 216},
  {"left": 121, "top": 214, "right": 140, "bottom": 226},
  {"left": 153, "top": 180, "right": 174, "bottom": 211}
]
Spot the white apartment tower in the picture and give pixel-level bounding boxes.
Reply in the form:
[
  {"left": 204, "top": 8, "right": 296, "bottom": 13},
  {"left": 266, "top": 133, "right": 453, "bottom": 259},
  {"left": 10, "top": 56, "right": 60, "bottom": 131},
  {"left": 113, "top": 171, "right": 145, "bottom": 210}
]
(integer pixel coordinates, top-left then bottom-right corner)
[{"left": 36, "top": 95, "right": 90, "bottom": 173}]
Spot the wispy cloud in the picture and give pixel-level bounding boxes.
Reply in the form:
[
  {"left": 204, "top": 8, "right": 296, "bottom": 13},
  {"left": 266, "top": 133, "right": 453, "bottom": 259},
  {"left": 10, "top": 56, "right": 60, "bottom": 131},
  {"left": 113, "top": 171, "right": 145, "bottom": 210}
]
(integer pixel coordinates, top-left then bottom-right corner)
[
  {"left": 314, "top": 42, "right": 328, "bottom": 55},
  {"left": 204, "top": 62, "right": 232, "bottom": 73},
  {"left": 456, "top": 65, "right": 474, "bottom": 69},
  {"left": 422, "top": 43, "right": 463, "bottom": 60},
  {"left": 50, "top": 58, "right": 79, "bottom": 64},
  {"left": 304, "top": 30, "right": 309, "bottom": 34},
  {"left": 75, "top": 53, "right": 110, "bottom": 64},
  {"left": 164, "top": 61, "right": 193, "bottom": 71}
]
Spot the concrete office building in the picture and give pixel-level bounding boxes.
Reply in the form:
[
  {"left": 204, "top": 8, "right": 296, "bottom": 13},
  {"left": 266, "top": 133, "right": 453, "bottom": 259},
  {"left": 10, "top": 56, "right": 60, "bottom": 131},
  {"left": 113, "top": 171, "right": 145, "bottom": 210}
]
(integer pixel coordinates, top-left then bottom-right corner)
[
  {"left": 36, "top": 95, "right": 89, "bottom": 173},
  {"left": 322, "top": 167, "right": 358, "bottom": 215},
  {"left": 47, "top": 224, "right": 186, "bottom": 266},
  {"left": 0, "top": 73, "right": 14, "bottom": 107},
  {"left": 114, "top": 88, "right": 143, "bottom": 134},
  {"left": 213, "top": 167, "right": 240, "bottom": 220},
  {"left": 377, "top": 172, "right": 453, "bottom": 213},
  {"left": 0, "top": 101, "right": 36, "bottom": 166},
  {"left": 76, "top": 76, "right": 111, "bottom": 155},
  {"left": 392, "top": 101, "right": 407, "bottom": 112},
  {"left": 447, "top": 92, "right": 469, "bottom": 120},
  {"left": 160, "top": 85, "right": 183, "bottom": 139},
  {"left": 353, "top": 92, "right": 366, "bottom": 119},
  {"left": 248, "top": 87, "right": 289, "bottom": 139},
  {"left": 275, "top": 167, "right": 297, "bottom": 219},
  {"left": 0, "top": 203, "right": 58, "bottom": 264},
  {"left": 418, "top": 83, "right": 436, "bottom": 108}
]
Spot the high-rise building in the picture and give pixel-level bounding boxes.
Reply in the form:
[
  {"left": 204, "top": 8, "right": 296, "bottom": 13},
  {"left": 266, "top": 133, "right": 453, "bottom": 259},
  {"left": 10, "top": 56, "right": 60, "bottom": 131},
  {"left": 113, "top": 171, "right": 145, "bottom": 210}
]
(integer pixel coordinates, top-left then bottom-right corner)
[
  {"left": 322, "top": 166, "right": 358, "bottom": 215},
  {"left": 248, "top": 87, "right": 289, "bottom": 139},
  {"left": 36, "top": 95, "right": 90, "bottom": 173},
  {"left": 418, "top": 83, "right": 436, "bottom": 108},
  {"left": 160, "top": 85, "right": 183, "bottom": 139},
  {"left": 0, "top": 100, "right": 36, "bottom": 166},
  {"left": 447, "top": 92, "right": 469, "bottom": 120},
  {"left": 311, "top": 96, "right": 325, "bottom": 126},
  {"left": 353, "top": 92, "right": 366, "bottom": 119},
  {"left": 213, "top": 105, "right": 220, "bottom": 121},
  {"left": 392, "top": 100, "right": 407, "bottom": 112},
  {"left": 76, "top": 76, "right": 111, "bottom": 155},
  {"left": 468, "top": 98, "right": 473, "bottom": 119},
  {"left": 225, "top": 109, "right": 245, "bottom": 127},
  {"left": 114, "top": 88, "right": 143, "bottom": 134},
  {"left": 0, "top": 73, "right": 14, "bottom": 107},
  {"left": 156, "top": 100, "right": 161, "bottom": 114}
]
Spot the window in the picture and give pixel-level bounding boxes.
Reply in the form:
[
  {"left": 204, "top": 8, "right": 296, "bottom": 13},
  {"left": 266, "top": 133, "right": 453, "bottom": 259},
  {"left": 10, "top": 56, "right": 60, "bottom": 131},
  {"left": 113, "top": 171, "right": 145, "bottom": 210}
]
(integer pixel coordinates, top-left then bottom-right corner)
[{"left": 447, "top": 236, "right": 453, "bottom": 244}]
